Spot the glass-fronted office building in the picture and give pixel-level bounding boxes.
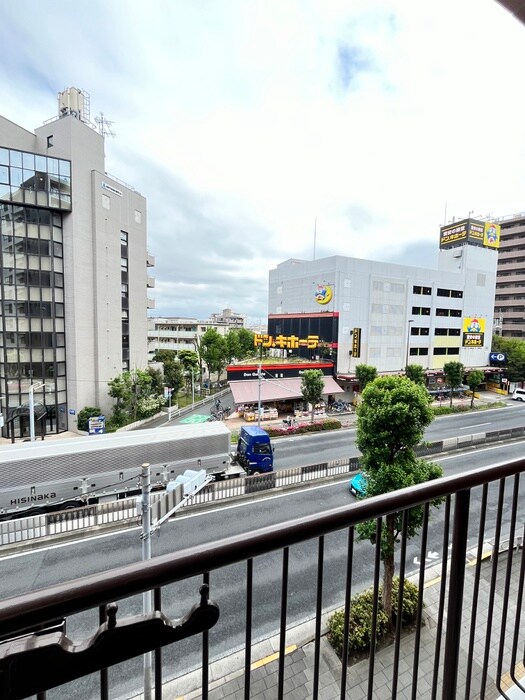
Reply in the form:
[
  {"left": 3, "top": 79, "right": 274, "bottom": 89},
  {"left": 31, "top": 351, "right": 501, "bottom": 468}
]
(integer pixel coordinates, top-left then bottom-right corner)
[{"left": 0, "top": 89, "right": 152, "bottom": 438}]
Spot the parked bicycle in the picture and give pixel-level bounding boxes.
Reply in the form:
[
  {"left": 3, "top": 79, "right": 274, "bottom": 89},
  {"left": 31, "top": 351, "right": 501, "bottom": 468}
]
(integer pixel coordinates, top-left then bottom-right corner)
[
  {"left": 328, "top": 400, "right": 353, "bottom": 413},
  {"left": 209, "top": 405, "right": 232, "bottom": 421}
]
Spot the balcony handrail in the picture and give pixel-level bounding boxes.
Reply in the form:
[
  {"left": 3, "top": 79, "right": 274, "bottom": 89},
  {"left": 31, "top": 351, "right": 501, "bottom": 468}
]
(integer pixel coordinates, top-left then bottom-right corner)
[{"left": 0, "top": 455, "right": 524, "bottom": 640}]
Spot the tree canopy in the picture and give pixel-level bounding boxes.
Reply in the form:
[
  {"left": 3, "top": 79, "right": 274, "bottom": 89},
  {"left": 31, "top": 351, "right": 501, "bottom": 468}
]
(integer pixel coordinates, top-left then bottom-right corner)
[
  {"left": 492, "top": 335, "right": 525, "bottom": 382},
  {"left": 108, "top": 369, "right": 165, "bottom": 425},
  {"left": 443, "top": 361, "right": 465, "bottom": 407},
  {"left": 355, "top": 364, "right": 377, "bottom": 391},
  {"left": 405, "top": 363, "right": 425, "bottom": 385},
  {"left": 199, "top": 328, "right": 227, "bottom": 387},
  {"left": 467, "top": 369, "right": 485, "bottom": 408},
  {"left": 356, "top": 375, "right": 443, "bottom": 625},
  {"left": 300, "top": 369, "right": 325, "bottom": 423}
]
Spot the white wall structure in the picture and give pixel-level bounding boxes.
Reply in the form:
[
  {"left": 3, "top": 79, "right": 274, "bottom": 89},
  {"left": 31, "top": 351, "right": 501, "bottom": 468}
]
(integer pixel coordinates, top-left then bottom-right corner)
[
  {"left": 0, "top": 89, "right": 152, "bottom": 436},
  {"left": 268, "top": 241, "right": 497, "bottom": 376}
]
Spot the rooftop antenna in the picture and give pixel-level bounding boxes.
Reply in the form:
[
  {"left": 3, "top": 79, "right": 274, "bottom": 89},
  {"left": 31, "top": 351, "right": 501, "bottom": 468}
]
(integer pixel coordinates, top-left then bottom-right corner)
[{"left": 95, "top": 112, "right": 116, "bottom": 139}]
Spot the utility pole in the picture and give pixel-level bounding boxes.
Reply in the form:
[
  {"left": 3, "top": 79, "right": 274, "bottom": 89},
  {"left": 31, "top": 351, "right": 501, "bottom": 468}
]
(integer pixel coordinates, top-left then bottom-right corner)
[
  {"left": 256, "top": 343, "right": 265, "bottom": 428},
  {"left": 140, "top": 463, "right": 153, "bottom": 700}
]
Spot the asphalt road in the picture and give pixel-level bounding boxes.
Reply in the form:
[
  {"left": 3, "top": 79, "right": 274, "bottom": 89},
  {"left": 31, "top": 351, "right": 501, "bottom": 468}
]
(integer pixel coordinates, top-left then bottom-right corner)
[
  {"left": 1, "top": 437, "right": 523, "bottom": 700},
  {"left": 273, "top": 402, "right": 525, "bottom": 468}
]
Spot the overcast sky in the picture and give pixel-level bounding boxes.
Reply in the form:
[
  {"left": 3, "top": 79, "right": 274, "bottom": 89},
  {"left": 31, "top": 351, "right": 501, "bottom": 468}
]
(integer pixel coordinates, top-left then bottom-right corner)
[{"left": 2, "top": 0, "right": 525, "bottom": 324}]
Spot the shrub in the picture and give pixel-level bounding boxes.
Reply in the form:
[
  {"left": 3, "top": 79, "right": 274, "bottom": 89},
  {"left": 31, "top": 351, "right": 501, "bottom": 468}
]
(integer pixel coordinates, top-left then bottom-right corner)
[
  {"left": 327, "top": 578, "right": 420, "bottom": 659},
  {"left": 76, "top": 406, "right": 102, "bottom": 432},
  {"left": 265, "top": 419, "right": 341, "bottom": 438}
]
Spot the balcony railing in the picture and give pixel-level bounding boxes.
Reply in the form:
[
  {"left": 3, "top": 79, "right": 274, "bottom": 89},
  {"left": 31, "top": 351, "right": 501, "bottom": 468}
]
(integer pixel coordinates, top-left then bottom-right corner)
[{"left": 0, "top": 457, "right": 523, "bottom": 700}]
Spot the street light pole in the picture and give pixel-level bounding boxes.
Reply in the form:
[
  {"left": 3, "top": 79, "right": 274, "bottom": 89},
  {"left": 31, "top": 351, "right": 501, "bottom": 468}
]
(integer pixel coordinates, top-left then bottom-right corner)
[
  {"left": 257, "top": 363, "right": 262, "bottom": 428},
  {"left": 140, "top": 463, "right": 153, "bottom": 700},
  {"left": 257, "top": 344, "right": 263, "bottom": 428},
  {"left": 405, "top": 320, "right": 414, "bottom": 371},
  {"left": 29, "top": 382, "right": 45, "bottom": 442}
]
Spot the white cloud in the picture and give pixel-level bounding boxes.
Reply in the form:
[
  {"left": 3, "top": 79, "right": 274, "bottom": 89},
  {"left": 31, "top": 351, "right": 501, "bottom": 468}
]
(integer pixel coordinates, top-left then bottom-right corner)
[{"left": 2, "top": 0, "right": 525, "bottom": 323}]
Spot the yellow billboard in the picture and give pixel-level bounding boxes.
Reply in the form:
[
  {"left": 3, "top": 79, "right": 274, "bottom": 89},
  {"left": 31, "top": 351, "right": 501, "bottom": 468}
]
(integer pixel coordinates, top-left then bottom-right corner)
[
  {"left": 439, "top": 221, "right": 468, "bottom": 248},
  {"left": 462, "top": 317, "right": 485, "bottom": 347},
  {"left": 483, "top": 222, "right": 500, "bottom": 249}
]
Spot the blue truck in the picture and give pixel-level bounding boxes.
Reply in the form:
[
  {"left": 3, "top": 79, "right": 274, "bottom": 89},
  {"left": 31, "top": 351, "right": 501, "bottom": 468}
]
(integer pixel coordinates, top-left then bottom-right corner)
[
  {"left": 212, "top": 425, "right": 274, "bottom": 479},
  {"left": 235, "top": 426, "right": 274, "bottom": 474}
]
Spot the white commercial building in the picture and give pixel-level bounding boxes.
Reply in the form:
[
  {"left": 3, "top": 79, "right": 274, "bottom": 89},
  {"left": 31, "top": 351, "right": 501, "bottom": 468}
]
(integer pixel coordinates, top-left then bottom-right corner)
[
  {"left": 268, "top": 234, "right": 498, "bottom": 382},
  {"left": 0, "top": 88, "right": 153, "bottom": 437}
]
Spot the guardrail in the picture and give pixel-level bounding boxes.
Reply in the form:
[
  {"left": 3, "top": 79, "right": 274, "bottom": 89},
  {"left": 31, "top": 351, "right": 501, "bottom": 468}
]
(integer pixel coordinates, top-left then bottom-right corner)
[
  {"left": 1, "top": 423, "right": 524, "bottom": 549},
  {"left": 0, "top": 456, "right": 523, "bottom": 699}
]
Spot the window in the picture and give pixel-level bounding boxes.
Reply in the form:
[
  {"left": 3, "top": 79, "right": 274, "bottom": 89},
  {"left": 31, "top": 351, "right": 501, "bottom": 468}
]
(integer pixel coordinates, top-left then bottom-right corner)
[
  {"left": 411, "top": 327, "right": 430, "bottom": 336},
  {"left": 120, "top": 257, "right": 128, "bottom": 271},
  {"left": 435, "top": 328, "right": 461, "bottom": 336},
  {"left": 436, "top": 308, "right": 462, "bottom": 318},
  {"left": 412, "top": 306, "right": 431, "bottom": 315},
  {"left": 409, "top": 347, "right": 429, "bottom": 356},
  {"left": 120, "top": 230, "right": 128, "bottom": 245},
  {"left": 413, "top": 285, "right": 431, "bottom": 295},
  {"left": 433, "top": 347, "right": 460, "bottom": 356},
  {"left": 437, "top": 288, "right": 463, "bottom": 298}
]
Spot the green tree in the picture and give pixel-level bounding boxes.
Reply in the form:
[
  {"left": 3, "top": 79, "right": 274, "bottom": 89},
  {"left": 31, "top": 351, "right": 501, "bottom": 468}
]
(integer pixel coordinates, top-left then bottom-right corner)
[
  {"left": 355, "top": 364, "right": 377, "bottom": 391},
  {"left": 108, "top": 372, "right": 134, "bottom": 423},
  {"left": 356, "top": 376, "right": 443, "bottom": 626},
  {"left": 225, "top": 330, "right": 241, "bottom": 363},
  {"left": 300, "top": 369, "right": 325, "bottom": 423},
  {"left": 199, "top": 328, "right": 227, "bottom": 388},
  {"left": 153, "top": 349, "right": 185, "bottom": 395},
  {"left": 146, "top": 366, "right": 164, "bottom": 396},
  {"left": 163, "top": 361, "right": 184, "bottom": 395},
  {"left": 405, "top": 364, "right": 425, "bottom": 385},
  {"left": 236, "top": 328, "right": 256, "bottom": 359},
  {"left": 492, "top": 335, "right": 525, "bottom": 382},
  {"left": 108, "top": 369, "right": 164, "bottom": 424},
  {"left": 467, "top": 369, "right": 485, "bottom": 408},
  {"left": 443, "top": 361, "right": 465, "bottom": 408},
  {"left": 153, "top": 349, "right": 177, "bottom": 364},
  {"left": 177, "top": 349, "right": 200, "bottom": 394}
]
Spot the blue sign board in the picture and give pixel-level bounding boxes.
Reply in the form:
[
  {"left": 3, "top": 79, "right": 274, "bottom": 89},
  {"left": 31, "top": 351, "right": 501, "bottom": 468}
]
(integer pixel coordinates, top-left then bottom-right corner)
[
  {"left": 489, "top": 352, "right": 506, "bottom": 364},
  {"left": 88, "top": 415, "right": 106, "bottom": 435}
]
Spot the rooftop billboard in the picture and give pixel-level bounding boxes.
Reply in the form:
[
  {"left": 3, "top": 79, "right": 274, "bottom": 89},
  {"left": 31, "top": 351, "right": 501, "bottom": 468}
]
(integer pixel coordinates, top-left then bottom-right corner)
[{"left": 439, "top": 218, "right": 500, "bottom": 250}]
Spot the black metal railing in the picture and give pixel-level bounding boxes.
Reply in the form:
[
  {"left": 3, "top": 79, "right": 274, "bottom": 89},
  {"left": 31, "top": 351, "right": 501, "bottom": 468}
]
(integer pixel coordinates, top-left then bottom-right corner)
[{"left": 0, "top": 457, "right": 523, "bottom": 700}]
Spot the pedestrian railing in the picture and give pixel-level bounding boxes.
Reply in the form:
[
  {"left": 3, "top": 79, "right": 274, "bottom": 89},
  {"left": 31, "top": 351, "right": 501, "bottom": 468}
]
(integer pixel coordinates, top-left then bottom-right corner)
[
  {"left": 0, "top": 456, "right": 523, "bottom": 700},
  {"left": 2, "top": 421, "right": 525, "bottom": 546}
]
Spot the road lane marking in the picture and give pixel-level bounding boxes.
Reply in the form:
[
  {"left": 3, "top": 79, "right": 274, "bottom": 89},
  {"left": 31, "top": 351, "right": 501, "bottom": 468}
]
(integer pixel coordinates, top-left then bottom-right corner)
[{"left": 458, "top": 422, "right": 490, "bottom": 430}]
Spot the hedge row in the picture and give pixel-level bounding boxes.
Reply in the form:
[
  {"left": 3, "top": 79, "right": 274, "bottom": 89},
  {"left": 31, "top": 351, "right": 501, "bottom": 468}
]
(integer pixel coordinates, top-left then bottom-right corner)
[
  {"left": 264, "top": 419, "right": 342, "bottom": 438},
  {"left": 327, "top": 578, "right": 420, "bottom": 659}
]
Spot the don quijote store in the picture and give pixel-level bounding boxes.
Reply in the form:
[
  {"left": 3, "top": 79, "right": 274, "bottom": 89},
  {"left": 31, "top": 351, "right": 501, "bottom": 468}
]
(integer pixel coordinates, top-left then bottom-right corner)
[{"left": 227, "top": 311, "right": 345, "bottom": 414}]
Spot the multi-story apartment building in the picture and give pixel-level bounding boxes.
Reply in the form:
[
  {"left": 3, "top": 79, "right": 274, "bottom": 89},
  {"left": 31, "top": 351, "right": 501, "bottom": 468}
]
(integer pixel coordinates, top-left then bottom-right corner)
[
  {"left": 493, "top": 211, "right": 525, "bottom": 337},
  {"left": 209, "top": 308, "right": 246, "bottom": 328},
  {"left": 148, "top": 310, "right": 249, "bottom": 360},
  {"left": 0, "top": 88, "right": 153, "bottom": 437},
  {"left": 148, "top": 317, "right": 211, "bottom": 358}
]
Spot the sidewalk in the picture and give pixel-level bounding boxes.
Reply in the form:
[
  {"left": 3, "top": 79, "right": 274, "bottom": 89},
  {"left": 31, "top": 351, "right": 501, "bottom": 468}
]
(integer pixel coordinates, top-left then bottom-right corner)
[{"left": 158, "top": 547, "right": 524, "bottom": 700}]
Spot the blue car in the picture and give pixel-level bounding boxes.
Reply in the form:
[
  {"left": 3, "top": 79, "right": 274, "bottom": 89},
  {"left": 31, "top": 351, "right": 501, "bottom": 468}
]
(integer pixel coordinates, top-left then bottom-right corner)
[{"left": 349, "top": 472, "right": 367, "bottom": 497}]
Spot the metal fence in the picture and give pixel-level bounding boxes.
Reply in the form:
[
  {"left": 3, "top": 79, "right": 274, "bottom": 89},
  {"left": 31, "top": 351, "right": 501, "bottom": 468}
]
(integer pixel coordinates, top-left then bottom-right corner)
[
  {"left": 2, "top": 425, "right": 525, "bottom": 547},
  {"left": 0, "top": 457, "right": 523, "bottom": 700}
]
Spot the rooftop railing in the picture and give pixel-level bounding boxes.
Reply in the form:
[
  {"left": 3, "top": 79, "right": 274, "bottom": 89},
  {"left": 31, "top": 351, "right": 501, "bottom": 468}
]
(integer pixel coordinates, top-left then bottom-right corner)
[{"left": 0, "top": 457, "right": 523, "bottom": 700}]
